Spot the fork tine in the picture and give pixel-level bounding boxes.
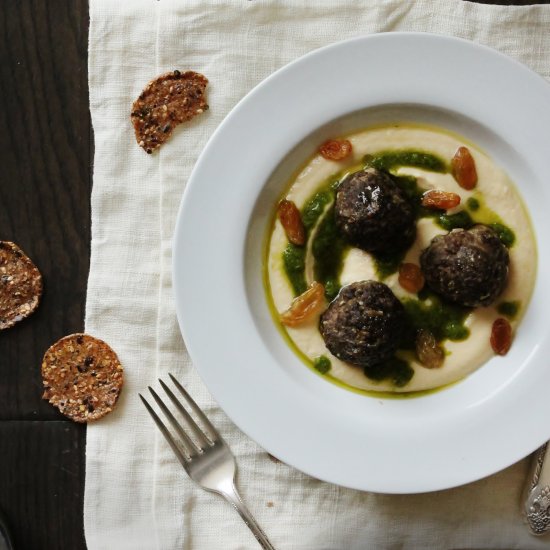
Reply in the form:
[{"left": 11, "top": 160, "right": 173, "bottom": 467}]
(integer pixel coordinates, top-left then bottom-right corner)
[
  {"left": 159, "top": 379, "right": 212, "bottom": 448},
  {"left": 169, "top": 373, "right": 220, "bottom": 442},
  {"left": 148, "top": 387, "right": 200, "bottom": 456},
  {"left": 139, "top": 393, "right": 191, "bottom": 466}
]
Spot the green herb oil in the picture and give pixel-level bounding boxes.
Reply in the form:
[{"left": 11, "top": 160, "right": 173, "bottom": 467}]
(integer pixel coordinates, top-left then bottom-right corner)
[
  {"left": 497, "top": 300, "right": 520, "bottom": 319},
  {"left": 313, "top": 355, "right": 331, "bottom": 374}
]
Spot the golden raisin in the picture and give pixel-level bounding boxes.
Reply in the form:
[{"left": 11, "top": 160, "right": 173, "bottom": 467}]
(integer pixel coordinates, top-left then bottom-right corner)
[
  {"left": 421, "top": 190, "right": 461, "bottom": 210},
  {"left": 277, "top": 200, "right": 306, "bottom": 246},
  {"left": 319, "top": 139, "right": 352, "bottom": 161},
  {"left": 398, "top": 263, "right": 425, "bottom": 294},
  {"left": 280, "top": 282, "right": 325, "bottom": 327},
  {"left": 490, "top": 317, "right": 512, "bottom": 355},
  {"left": 416, "top": 329, "right": 444, "bottom": 369},
  {"left": 451, "top": 146, "right": 478, "bottom": 190}
]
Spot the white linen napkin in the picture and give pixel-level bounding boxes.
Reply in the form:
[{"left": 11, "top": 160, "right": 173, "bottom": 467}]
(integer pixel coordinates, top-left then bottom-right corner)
[{"left": 85, "top": 1, "right": 550, "bottom": 548}]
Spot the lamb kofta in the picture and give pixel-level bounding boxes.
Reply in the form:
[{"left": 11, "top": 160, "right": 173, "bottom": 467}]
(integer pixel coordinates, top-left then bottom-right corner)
[
  {"left": 319, "top": 281, "right": 404, "bottom": 368},
  {"left": 420, "top": 224, "right": 509, "bottom": 308},
  {"left": 334, "top": 167, "right": 415, "bottom": 253}
]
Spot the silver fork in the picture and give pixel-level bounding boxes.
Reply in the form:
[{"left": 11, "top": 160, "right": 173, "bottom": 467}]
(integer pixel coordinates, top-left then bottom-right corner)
[{"left": 140, "top": 373, "right": 276, "bottom": 550}]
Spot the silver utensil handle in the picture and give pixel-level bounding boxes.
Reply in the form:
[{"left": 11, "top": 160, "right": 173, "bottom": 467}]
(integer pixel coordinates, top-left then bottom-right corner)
[
  {"left": 223, "top": 484, "right": 276, "bottom": 550},
  {"left": 524, "top": 442, "right": 550, "bottom": 535}
]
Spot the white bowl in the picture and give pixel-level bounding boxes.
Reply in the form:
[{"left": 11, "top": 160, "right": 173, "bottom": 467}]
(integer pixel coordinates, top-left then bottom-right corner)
[{"left": 173, "top": 33, "right": 550, "bottom": 493}]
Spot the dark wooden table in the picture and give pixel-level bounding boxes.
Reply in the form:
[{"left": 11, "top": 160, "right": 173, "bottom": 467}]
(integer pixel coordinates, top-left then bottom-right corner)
[
  {"left": 0, "top": 1, "right": 88, "bottom": 549},
  {"left": 0, "top": 1, "right": 547, "bottom": 548}
]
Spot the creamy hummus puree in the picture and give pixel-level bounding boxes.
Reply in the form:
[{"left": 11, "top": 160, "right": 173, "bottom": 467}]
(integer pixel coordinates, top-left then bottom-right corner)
[{"left": 266, "top": 124, "right": 536, "bottom": 393}]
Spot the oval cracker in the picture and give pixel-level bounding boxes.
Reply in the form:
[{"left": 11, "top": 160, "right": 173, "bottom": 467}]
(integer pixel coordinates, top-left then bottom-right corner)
[{"left": 131, "top": 70, "right": 208, "bottom": 154}]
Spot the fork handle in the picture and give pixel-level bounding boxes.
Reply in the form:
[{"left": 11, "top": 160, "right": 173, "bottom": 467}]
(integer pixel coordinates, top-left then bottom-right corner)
[
  {"left": 523, "top": 442, "right": 550, "bottom": 535},
  {"left": 222, "top": 484, "right": 276, "bottom": 550}
]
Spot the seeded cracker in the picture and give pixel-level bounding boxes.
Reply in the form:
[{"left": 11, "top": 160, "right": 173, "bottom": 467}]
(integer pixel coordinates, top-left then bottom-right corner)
[
  {"left": 0, "top": 241, "right": 42, "bottom": 330},
  {"left": 131, "top": 70, "right": 208, "bottom": 154},
  {"left": 42, "top": 334, "right": 124, "bottom": 422}
]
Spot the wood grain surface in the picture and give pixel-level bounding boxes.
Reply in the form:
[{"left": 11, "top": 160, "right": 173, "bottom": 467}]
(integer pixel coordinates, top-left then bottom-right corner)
[
  {"left": 0, "top": 0, "right": 88, "bottom": 548},
  {"left": 0, "top": 1, "right": 548, "bottom": 549},
  {"left": 0, "top": 422, "right": 86, "bottom": 550}
]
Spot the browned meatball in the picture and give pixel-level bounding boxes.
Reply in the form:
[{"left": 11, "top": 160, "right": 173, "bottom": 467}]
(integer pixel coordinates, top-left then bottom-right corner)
[
  {"left": 319, "top": 281, "right": 405, "bottom": 368},
  {"left": 334, "top": 168, "right": 415, "bottom": 253},
  {"left": 420, "top": 225, "right": 509, "bottom": 307}
]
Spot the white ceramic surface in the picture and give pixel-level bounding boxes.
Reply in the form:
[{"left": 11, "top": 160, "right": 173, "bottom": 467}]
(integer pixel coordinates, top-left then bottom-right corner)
[{"left": 173, "top": 33, "right": 550, "bottom": 493}]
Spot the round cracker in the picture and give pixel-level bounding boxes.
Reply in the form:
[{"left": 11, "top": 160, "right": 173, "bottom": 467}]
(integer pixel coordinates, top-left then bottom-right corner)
[
  {"left": 42, "top": 333, "right": 124, "bottom": 422},
  {"left": 0, "top": 241, "right": 43, "bottom": 330}
]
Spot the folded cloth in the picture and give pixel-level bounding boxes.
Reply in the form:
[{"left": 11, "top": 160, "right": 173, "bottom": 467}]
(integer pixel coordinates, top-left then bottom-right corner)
[{"left": 85, "top": 1, "right": 550, "bottom": 548}]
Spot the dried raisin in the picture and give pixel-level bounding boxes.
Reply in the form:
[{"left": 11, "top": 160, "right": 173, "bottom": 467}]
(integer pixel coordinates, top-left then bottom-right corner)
[
  {"left": 416, "top": 329, "right": 444, "bottom": 369},
  {"left": 421, "top": 190, "right": 461, "bottom": 210},
  {"left": 451, "top": 146, "right": 477, "bottom": 190},
  {"left": 280, "top": 282, "right": 325, "bottom": 327},
  {"left": 490, "top": 317, "right": 512, "bottom": 355},
  {"left": 277, "top": 200, "right": 306, "bottom": 246},
  {"left": 398, "top": 263, "right": 425, "bottom": 294},
  {"left": 319, "top": 139, "right": 352, "bottom": 161}
]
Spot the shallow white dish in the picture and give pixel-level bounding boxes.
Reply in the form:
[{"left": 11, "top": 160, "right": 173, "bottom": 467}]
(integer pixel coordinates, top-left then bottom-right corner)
[{"left": 173, "top": 33, "right": 550, "bottom": 493}]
